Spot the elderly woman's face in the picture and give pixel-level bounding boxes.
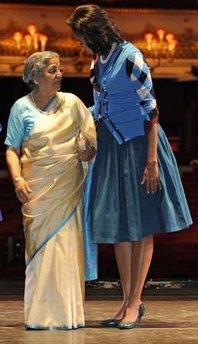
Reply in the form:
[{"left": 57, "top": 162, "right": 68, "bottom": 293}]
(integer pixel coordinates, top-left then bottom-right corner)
[{"left": 35, "top": 57, "right": 63, "bottom": 93}]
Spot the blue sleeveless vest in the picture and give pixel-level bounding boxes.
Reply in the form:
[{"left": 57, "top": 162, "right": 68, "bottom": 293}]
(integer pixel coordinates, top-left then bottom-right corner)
[{"left": 90, "top": 42, "right": 151, "bottom": 144}]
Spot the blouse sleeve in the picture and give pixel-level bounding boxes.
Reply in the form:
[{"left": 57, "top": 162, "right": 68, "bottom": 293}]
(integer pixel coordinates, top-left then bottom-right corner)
[
  {"left": 4, "top": 102, "right": 25, "bottom": 148},
  {"left": 76, "top": 96, "right": 97, "bottom": 148},
  {"left": 126, "top": 51, "right": 159, "bottom": 124}
]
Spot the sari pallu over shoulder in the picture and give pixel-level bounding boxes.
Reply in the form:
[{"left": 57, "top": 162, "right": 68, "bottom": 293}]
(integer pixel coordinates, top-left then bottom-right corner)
[{"left": 21, "top": 112, "right": 85, "bottom": 266}]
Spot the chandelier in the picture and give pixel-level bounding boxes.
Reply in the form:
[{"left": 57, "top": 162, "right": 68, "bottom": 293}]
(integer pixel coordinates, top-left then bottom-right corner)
[
  {"left": 13, "top": 24, "right": 48, "bottom": 54},
  {"left": 144, "top": 29, "right": 178, "bottom": 65}
]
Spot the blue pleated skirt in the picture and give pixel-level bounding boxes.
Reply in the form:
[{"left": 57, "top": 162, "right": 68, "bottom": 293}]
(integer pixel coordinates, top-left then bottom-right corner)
[{"left": 90, "top": 122, "right": 192, "bottom": 243}]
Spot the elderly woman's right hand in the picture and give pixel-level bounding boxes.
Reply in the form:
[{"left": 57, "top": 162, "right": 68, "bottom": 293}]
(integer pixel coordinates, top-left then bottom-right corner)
[{"left": 15, "top": 178, "right": 32, "bottom": 203}]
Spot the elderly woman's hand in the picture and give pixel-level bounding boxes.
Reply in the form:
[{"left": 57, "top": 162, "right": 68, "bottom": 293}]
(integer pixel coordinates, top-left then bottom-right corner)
[
  {"left": 77, "top": 137, "right": 96, "bottom": 162},
  {"left": 15, "top": 178, "right": 32, "bottom": 203}
]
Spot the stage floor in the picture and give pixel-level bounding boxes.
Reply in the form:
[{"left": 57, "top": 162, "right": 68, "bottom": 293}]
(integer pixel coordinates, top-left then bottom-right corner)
[
  {"left": 0, "top": 278, "right": 198, "bottom": 343},
  {"left": 0, "top": 299, "right": 198, "bottom": 343}
]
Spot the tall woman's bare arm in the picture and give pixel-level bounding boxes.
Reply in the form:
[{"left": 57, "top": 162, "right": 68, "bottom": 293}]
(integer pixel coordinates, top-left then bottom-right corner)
[{"left": 142, "top": 122, "right": 159, "bottom": 193}]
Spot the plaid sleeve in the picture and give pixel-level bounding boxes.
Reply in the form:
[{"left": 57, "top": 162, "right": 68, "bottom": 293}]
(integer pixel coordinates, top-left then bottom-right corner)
[{"left": 126, "top": 52, "right": 159, "bottom": 123}]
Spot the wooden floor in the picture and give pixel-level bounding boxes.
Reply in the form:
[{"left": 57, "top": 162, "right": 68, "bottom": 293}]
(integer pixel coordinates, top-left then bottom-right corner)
[{"left": 0, "top": 298, "right": 198, "bottom": 343}]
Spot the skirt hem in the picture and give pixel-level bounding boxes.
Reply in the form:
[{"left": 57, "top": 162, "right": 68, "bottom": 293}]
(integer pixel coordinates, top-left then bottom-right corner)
[
  {"left": 25, "top": 323, "right": 85, "bottom": 330},
  {"left": 92, "top": 222, "right": 192, "bottom": 244}
]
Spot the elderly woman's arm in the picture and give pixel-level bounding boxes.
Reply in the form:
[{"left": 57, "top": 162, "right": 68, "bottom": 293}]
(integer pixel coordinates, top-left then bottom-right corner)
[{"left": 6, "top": 147, "right": 32, "bottom": 203}]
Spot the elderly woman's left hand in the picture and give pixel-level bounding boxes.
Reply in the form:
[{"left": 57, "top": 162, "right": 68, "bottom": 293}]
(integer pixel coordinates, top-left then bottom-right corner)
[
  {"left": 77, "top": 138, "right": 96, "bottom": 162},
  {"left": 141, "top": 161, "right": 160, "bottom": 194}
]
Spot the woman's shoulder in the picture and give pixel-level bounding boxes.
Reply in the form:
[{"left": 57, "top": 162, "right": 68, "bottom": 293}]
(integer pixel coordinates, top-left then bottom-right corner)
[
  {"left": 9, "top": 94, "right": 35, "bottom": 129},
  {"left": 11, "top": 95, "right": 30, "bottom": 112},
  {"left": 122, "top": 41, "right": 143, "bottom": 60}
]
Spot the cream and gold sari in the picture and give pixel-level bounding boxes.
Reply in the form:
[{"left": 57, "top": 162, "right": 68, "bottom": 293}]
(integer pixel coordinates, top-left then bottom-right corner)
[{"left": 20, "top": 93, "right": 96, "bottom": 329}]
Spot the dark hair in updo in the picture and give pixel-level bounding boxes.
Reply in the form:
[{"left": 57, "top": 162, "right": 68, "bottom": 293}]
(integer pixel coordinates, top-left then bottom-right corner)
[{"left": 67, "top": 5, "right": 123, "bottom": 55}]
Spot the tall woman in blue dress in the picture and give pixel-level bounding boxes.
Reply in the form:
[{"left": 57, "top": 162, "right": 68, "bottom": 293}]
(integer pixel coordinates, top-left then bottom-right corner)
[{"left": 68, "top": 5, "right": 192, "bottom": 329}]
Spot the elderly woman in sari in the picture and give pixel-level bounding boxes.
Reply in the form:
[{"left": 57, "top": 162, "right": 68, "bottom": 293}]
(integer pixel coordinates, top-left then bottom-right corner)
[{"left": 5, "top": 51, "right": 96, "bottom": 330}]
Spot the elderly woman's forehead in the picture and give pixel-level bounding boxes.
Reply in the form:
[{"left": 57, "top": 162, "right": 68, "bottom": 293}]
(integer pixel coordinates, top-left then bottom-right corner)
[
  {"left": 48, "top": 57, "right": 59, "bottom": 64},
  {"left": 28, "top": 54, "right": 58, "bottom": 66}
]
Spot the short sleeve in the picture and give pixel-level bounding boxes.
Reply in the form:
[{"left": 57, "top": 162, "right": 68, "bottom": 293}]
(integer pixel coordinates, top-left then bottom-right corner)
[{"left": 4, "top": 102, "right": 25, "bottom": 148}]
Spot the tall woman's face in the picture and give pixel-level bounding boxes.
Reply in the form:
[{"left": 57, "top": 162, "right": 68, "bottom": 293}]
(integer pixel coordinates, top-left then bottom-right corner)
[{"left": 76, "top": 35, "right": 94, "bottom": 55}]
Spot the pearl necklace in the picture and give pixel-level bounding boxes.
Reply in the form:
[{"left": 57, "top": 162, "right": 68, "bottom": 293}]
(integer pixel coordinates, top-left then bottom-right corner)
[
  {"left": 29, "top": 92, "right": 48, "bottom": 115},
  {"left": 100, "top": 42, "right": 117, "bottom": 64}
]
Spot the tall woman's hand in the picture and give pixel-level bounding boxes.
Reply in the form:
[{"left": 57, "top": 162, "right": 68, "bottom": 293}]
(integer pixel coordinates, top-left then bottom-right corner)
[
  {"left": 141, "top": 161, "right": 160, "bottom": 194},
  {"left": 15, "top": 178, "right": 32, "bottom": 203}
]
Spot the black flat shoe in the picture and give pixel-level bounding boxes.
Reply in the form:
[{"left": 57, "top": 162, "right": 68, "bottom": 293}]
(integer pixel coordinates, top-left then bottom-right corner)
[{"left": 101, "top": 319, "right": 121, "bottom": 328}]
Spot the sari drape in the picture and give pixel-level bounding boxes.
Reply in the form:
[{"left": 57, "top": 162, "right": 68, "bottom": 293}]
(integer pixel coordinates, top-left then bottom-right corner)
[{"left": 20, "top": 93, "right": 96, "bottom": 329}]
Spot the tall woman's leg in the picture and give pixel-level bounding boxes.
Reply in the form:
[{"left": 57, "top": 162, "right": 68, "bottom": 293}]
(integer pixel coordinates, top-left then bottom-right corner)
[
  {"left": 113, "top": 242, "right": 132, "bottom": 319},
  {"left": 122, "top": 235, "right": 154, "bottom": 322}
]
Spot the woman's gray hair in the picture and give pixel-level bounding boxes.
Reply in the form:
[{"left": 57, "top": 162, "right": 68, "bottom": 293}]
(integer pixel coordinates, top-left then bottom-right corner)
[{"left": 23, "top": 51, "right": 59, "bottom": 90}]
